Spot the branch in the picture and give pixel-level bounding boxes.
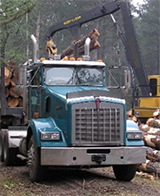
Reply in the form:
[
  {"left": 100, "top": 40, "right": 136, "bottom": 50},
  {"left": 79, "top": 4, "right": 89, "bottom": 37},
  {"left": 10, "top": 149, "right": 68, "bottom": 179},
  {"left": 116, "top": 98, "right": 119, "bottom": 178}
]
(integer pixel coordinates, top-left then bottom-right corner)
[{"left": 0, "top": 3, "right": 36, "bottom": 25}]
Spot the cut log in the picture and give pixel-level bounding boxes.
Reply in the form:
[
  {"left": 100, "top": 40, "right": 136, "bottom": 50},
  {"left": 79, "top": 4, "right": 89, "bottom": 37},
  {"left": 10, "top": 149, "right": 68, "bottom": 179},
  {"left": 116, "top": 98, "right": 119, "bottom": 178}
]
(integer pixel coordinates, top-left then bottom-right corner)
[
  {"left": 6, "top": 65, "right": 15, "bottom": 74},
  {"left": 11, "top": 76, "right": 16, "bottom": 87},
  {"left": 18, "top": 97, "right": 23, "bottom": 107},
  {"left": 0, "top": 61, "right": 23, "bottom": 109},
  {"left": 76, "top": 28, "right": 100, "bottom": 48},
  {"left": 139, "top": 124, "right": 150, "bottom": 132},
  {"left": 5, "top": 77, "right": 11, "bottom": 87},
  {"left": 143, "top": 134, "right": 160, "bottom": 150},
  {"left": 136, "top": 171, "right": 155, "bottom": 180},
  {"left": 0, "top": 67, "right": 13, "bottom": 78},
  {"left": 147, "top": 127, "right": 160, "bottom": 136},
  {"left": 5, "top": 67, "right": 12, "bottom": 78},
  {"left": 146, "top": 118, "right": 160, "bottom": 128},
  {"left": 7, "top": 96, "right": 19, "bottom": 107},
  {"left": 61, "top": 28, "right": 100, "bottom": 59},
  {"left": 126, "top": 109, "right": 137, "bottom": 122},
  {"left": 68, "top": 39, "right": 100, "bottom": 58},
  {"left": 138, "top": 160, "right": 150, "bottom": 172},
  {"left": 9, "top": 86, "right": 20, "bottom": 98},
  {"left": 138, "top": 159, "right": 160, "bottom": 174},
  {"left": 5, "top": 88, "right": 9, "bottom": 98},
  {"left": 146, "top": 147, "right": 160, "bottom": 162}
]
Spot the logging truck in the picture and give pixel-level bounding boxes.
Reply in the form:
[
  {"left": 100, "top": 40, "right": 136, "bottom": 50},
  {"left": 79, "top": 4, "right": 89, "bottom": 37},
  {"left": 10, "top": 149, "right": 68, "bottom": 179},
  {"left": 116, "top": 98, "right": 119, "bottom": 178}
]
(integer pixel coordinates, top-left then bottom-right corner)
[{"left": 0, "top": 1, "right": 146, "bottom": 182}]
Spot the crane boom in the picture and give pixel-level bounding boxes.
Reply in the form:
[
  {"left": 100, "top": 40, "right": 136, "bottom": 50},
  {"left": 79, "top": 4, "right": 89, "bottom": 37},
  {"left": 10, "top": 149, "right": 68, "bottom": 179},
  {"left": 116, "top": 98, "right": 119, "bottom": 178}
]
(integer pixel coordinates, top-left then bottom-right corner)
[{"left": 46, "top": 1, "right": 149, "bottom": 96}]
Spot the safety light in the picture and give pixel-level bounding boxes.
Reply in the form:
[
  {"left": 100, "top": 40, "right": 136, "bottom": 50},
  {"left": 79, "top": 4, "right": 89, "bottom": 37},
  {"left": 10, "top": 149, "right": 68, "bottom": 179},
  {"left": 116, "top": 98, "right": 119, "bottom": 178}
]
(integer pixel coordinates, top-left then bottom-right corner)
[
  {"left": 70, "top": 57, "right": 75, "bottom": 61},
  {"left": 40, "top": 58, "right": 45, "bottom": 61},
  {"left": 33, "top": 112, "right": 39, "bottom": 118},
  {"left": 63, "top": 56, "right": 68, "bottom": 60}
]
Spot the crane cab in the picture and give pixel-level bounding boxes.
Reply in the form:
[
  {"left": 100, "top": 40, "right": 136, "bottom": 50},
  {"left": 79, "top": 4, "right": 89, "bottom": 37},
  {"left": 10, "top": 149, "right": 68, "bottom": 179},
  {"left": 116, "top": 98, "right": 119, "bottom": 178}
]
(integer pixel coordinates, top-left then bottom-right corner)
[
  {"left": 148, "top": 75, "right": 160, "bottom": 96},
  {"left": 134, "top": 75, "right": 160, "bottom": 123}
]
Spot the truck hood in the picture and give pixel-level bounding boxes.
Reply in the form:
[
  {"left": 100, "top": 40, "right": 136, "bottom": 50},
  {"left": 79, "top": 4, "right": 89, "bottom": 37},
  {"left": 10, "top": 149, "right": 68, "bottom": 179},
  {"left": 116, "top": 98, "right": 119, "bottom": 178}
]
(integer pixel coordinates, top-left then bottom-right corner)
[
  {"left": 47, "top": 86, "right": 105, "bottom": 99},
  {"left": 47, "top": 86, "right": 125, "bottom": 104}
]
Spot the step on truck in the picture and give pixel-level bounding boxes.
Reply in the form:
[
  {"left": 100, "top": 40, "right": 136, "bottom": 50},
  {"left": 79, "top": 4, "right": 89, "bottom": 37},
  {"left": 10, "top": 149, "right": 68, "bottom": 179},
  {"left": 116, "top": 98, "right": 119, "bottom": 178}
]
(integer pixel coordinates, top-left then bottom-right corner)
[{"left": 0, "top": 1, "right": 146, "bottom": 182}]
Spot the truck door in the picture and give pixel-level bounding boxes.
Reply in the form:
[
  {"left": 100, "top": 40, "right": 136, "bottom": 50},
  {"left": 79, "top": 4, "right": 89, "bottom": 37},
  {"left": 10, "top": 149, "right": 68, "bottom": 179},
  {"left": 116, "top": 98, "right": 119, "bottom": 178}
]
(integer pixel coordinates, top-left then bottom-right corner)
[{"left": 28, "top": 68, "right": 42, "bottom": 120}]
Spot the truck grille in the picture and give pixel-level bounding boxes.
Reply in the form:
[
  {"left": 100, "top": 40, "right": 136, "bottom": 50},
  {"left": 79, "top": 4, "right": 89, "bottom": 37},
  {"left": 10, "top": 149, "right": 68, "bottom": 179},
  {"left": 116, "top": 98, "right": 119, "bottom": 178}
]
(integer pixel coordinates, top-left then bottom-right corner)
[{"left": 72, "top": 102, "right": 124, "bottom": 146}]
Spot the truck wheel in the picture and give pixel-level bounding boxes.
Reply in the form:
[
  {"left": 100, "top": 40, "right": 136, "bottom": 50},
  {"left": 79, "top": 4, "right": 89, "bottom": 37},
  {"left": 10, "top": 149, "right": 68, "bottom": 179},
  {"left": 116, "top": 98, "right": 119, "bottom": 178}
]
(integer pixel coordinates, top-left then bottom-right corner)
[
  {"left": 3, "top": 132, "right": 24, "bottom": 166},
  {"left": 3, "top": 146, "right": 16, "bottom": 166},
  {"left": 28, "top": 135, "right": 47, "bottom": 182},
  {"left": 3, "top": 134, "right": 17, "bottom": 166},
  {"left": 0, "top": 132, "right": 4, "bottom": 162},
  {"left": 112, "top": 165, "right": 137, "bottom": 181}
]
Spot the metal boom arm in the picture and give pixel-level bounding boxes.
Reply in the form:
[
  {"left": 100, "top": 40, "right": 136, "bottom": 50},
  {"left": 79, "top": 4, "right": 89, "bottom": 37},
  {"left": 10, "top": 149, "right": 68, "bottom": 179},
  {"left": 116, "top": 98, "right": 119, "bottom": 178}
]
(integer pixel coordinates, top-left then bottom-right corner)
[
  {"left": 46, "top": 1, "right": 149, "bottom": 96},
  {"left": 46, "top": 1, "right": 120, "bottom": 39}
]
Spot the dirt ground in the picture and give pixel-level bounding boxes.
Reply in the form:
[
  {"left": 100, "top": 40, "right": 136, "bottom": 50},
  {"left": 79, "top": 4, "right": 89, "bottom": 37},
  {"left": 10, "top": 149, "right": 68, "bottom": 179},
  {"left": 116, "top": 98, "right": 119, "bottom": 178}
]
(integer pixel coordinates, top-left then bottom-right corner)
[{"left": 0, "top": 162, "right": 160, "bottom": 196}]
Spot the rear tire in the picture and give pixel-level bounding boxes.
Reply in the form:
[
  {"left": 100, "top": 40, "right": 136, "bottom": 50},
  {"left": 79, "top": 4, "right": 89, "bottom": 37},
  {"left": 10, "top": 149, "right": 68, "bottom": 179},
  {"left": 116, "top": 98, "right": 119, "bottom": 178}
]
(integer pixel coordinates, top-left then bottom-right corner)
[
  {"left": 3, "top": 133, "right": 17, "bottom": 166},
  {"left": 28, "top": 135, "right": 47, "bottom": 182},
  {"left": 0, "top": 131, "right": 4, "bottom": 162},
  {"left": 113, "top": 165, "right": 137, "bottom": 181}
]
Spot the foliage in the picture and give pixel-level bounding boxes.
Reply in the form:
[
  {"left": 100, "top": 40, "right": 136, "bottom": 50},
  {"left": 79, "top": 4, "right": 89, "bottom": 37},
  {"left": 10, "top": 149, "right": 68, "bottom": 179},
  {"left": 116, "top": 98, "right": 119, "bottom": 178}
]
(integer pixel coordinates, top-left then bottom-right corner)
[
  {"left": 0, "top": 0, "right": 36, "bottom": 62},
  {"left": 0, "top": 0, "right": 36, "bottom": 25},
  {"left": 133, "top": 0, "right": 160, "bottom": 76}
]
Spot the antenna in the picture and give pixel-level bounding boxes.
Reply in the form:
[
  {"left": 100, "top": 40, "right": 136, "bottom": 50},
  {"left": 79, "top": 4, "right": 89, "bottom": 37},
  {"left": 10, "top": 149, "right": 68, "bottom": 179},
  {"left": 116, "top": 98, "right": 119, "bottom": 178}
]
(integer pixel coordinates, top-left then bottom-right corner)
[{"left": 26, "top": 12, "right": 29, "bottom": 60}]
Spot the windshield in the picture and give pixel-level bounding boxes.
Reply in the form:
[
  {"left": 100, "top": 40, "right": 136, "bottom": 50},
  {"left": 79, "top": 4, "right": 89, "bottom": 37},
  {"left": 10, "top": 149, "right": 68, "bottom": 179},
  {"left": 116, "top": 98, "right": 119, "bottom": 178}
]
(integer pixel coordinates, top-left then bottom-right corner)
[{"left": 44, "top": 66, "right": 104, "bottom": 86}]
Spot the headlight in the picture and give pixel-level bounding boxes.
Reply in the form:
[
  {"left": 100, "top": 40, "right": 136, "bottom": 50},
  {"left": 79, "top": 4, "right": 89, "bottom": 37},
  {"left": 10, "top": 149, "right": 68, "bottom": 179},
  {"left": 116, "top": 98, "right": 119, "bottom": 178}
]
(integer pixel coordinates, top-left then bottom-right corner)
[
  {"left": 127, "top": 132, "right": 142, "bottom": 140},
  {"left": 40, "top": 132, "right": 60, "bottom": 141}
]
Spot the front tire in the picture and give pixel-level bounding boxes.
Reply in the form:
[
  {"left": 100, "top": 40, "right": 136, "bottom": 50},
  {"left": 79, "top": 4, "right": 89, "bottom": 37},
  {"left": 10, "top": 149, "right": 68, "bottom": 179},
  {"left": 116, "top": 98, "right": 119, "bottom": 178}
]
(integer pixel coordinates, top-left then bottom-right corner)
[
  {"left": 28, "top": 135, "right": 47, "bottom": 182},
  {"left": 113, "top": 165, "right": 137, "bottom": 181}
]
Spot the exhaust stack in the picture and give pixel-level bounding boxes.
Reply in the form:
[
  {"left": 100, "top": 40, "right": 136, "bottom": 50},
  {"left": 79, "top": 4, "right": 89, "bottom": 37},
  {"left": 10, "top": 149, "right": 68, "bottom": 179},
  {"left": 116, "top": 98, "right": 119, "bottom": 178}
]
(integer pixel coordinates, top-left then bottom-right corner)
[
  {"left": 83, "top": 37, "right": 91, "bottom": 61},
  {"left": 31, "top": 34, "right": 38, "bottom": 62}
]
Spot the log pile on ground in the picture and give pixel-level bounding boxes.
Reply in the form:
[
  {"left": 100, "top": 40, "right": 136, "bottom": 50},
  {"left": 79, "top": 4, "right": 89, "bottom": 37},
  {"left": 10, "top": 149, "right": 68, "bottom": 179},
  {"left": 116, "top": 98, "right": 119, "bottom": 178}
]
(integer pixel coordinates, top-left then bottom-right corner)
[
  {"left": 137, "top": 110, "right": 160, "bottom": 177},
  {"left": 0, "top": 61, "right": 23, "bottom": 108},
  {"left": 126, "top": 109, "right": 137, "bottom": 122}
]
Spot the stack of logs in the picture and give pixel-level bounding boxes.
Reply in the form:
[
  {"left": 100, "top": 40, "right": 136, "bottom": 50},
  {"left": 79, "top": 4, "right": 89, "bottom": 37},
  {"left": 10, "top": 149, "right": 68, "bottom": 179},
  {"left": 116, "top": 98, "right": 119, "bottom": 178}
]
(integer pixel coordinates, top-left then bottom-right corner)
[
  {"left": 0, "top": 61, "right": 23, "bottom": 108},
  {"left": 60, "top": 28, "right": 100, "bottom": 59},
  {"left": 138, "top": 117, "right": 160, "bottom": 176}
]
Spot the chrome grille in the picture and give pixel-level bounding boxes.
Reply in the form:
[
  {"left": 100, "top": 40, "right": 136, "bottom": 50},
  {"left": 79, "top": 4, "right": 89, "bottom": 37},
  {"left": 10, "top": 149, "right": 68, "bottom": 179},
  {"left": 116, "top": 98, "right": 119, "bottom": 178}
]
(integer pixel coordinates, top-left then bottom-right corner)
[{"left": 72, "top": 102, "right": 124, "bottom": 146}]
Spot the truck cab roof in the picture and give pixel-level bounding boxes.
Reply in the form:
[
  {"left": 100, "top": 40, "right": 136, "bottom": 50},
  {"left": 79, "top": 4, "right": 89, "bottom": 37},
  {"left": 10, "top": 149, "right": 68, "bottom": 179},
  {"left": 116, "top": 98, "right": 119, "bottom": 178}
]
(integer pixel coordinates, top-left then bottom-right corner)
[{"left": 34, "top": 59, "right": 106, "bottom": 67}]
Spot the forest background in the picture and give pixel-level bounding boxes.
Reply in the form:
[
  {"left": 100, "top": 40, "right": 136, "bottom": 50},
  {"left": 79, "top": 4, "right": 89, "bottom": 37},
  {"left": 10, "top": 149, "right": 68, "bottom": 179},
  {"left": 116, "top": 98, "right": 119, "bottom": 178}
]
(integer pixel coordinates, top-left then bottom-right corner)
[{"left": 0, "top": 0, "right": 159, "bottom": 109}]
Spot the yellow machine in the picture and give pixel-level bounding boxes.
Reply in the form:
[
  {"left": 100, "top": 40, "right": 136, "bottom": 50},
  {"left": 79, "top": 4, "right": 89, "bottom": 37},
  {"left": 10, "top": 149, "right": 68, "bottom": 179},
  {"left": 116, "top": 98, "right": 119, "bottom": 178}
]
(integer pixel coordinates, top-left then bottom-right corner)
[{"left": 134, "top": 75, "right": 160, "bottom": 123}]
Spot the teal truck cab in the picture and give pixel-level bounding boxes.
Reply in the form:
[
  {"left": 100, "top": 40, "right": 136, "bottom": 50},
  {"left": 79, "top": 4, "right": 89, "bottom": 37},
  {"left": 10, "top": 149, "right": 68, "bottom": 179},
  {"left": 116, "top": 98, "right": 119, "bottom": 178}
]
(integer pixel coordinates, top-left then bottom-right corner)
[
  {"left": 0, "top": 1, "right": 146, "bottom": 182},
  {"left": 16, "top": 42, "right": 145, "bottom": 182}
]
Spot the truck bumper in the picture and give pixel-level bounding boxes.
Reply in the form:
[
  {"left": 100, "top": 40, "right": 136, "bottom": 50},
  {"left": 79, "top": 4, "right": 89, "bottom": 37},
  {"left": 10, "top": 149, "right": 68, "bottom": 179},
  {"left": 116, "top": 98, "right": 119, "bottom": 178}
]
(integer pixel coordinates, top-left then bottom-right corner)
[{"left": 41, "top": 146, "right": 146, "bottom": 166}]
